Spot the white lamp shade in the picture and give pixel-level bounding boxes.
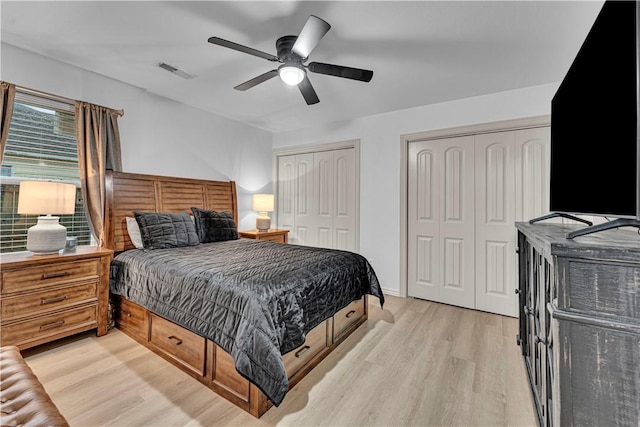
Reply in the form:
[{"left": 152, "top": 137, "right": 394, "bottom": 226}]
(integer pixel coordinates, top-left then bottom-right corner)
[
  {"left": 252, "top": 194, "right": 274, "bottom": 212},
  {"left": 17, "top": 181, "right": 76, "bottom": 215}
]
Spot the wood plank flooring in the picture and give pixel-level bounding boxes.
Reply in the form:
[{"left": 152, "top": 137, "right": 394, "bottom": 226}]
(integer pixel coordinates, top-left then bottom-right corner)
[{"left": 22, "top": 295, "right": 536, "bottom": 426}]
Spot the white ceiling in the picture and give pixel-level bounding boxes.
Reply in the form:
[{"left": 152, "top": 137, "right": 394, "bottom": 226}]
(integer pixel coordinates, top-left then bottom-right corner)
[{"left": 1, "top": 1, "right": 604, "bottom": 133}]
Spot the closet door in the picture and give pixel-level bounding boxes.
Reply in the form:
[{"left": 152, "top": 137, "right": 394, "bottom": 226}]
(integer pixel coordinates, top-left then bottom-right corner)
[
  {"left": 475, "top": 131, "right": 517, "bottom": 316},
  {"left": 515, "top": 127, "right": 550, "bottom": 222},
  {"left": 314, "top": 151, "right": 334, "bottom": 248},
  {"left": 332, "top": 148, "right": 356, "bottom": 251},
  {"left": 408, "top": 136, "right": 476, "bottom": 309},
  {"left": 276, "top": 146, "right": 358, "bottom": 250},
  {"left": 277, "top": 155, "right": 296, "bottom": 235},
  {"left": 294, "top": 153, "right": 315, "bottom": 246}
]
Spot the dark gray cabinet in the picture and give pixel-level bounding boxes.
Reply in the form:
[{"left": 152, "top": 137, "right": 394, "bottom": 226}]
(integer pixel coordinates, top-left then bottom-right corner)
[{"left": 516, "top": 222, "right": 640, "bottom": 427}]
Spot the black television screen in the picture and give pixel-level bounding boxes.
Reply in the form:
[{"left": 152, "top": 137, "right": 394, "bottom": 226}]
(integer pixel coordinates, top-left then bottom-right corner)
[{"left": 550, "top": 0, "right": 639, "bottom": 222}]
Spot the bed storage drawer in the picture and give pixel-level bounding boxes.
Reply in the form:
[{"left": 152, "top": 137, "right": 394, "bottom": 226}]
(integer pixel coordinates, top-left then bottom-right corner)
[
  {"left": 113, "top": 295, "right": 148, "bottom": 341},
  {"left": 333, "top": 297, "right": 366, "bottom": 341},
  {"left": 283, "top": 321, "right": 328, "bottom": 378},
  {"left": 150, "top": 314, "right": 206, "bottom": 376}
]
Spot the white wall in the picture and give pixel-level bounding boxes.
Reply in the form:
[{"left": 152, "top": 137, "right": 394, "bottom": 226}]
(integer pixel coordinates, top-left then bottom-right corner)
[
  {"left": 2, "top": 42, "right": 562, "bottom": 296},
  {"left": 272, "top": 83, "right": 559, "bottom": 296},
  {"left": 1, "top": 43, "right": 273, "bottom": 230}
]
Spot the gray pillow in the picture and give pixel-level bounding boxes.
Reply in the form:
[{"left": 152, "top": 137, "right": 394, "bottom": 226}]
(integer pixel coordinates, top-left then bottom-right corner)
[
  {"left": 191, "top": 207, "right": 238, "bottom": 243},
  {"left": 133, "top": 211, "right": 199, "bottom": 249}
]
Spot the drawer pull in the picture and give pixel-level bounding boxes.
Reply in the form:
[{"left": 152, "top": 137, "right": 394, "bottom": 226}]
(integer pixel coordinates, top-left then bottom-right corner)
[
  {"left": 295, "top": 345, "right": 311, "bottom": 358},
  {"left": 535, "top": 335, "right": 549, "bottom": 346},
  {"left": 168, "top": 335, "right": 183, "bottom": 346},
  {"left": 122, "top": 310, "right": 132, "bottom": 318},
  {"left": 42, "top": 271, "right": 69, "bottom": 280},
  {"left": 40, "top": 320, "right": 65, "bottom": 330},
  {"left": 345, "top": 310, "right": 357, "bottom": 318},
  {"left": 41, "top": 296, "right": 67, "bottom": 305}
]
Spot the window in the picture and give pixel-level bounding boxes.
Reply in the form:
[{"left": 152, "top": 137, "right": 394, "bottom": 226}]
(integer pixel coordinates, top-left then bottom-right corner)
[{"left": 0, "top": 91, "right": 91, "bottom": 253}]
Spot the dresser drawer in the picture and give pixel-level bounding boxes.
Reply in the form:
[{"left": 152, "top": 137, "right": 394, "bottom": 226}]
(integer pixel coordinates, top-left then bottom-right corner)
[
  {"left": 1, "top": 259, "right": 99, "bottom": 294},
  {"left": 1, "top": 281, "right": 97, "bottom": 322},
  {"left": 150, "top": 314, "right": 206, "bottom": 376},
  {"left": 258, "top": 234, "right": 286, "bottom": 243},
  {"left": 1, "top": 305, "right": 97, "bottom": 349},
  {"left": 113, "top": 296, "right": 149, "bottom": 342},
  {"left": 283, "top": 321, "right": 328, "bottom": 378},
  {"left": 333, "top": 297, "right": 366, "bottom": 341}
]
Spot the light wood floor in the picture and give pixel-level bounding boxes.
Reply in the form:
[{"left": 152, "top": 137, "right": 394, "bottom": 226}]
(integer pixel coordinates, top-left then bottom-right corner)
[{"left": 22, "top": 295, "right": 537, "bottom": 426}]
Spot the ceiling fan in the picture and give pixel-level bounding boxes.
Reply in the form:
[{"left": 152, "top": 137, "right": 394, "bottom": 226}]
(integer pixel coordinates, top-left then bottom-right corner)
[{"left": 207, "top": 15, "right": 374, "bottom": 105}]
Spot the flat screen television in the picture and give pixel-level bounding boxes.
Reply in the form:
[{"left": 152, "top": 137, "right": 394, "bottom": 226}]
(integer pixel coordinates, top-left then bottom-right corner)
[{"left": 538, "top": 0, "right": 640, "bottom": 239}]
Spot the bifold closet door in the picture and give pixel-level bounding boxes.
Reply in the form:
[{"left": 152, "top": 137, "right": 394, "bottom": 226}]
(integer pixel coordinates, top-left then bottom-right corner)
[
  {"left": 277, "top": 148, "right": 357, "bottom": 251},
  {"left": 407, "top": 136, "right": 476, "bottom": 309},
  {"left": 474, "top": 131, "right": 516, "bottom": 317},
  {"left": 326, "top": 149, "right": 356, "bottom": 251},
  {"left": 407, "top": 126, "right": 549, "bottom": 317},
  {"left": 475, "top": 127, "right": 549, "bottom": 317},
  {"left": 277, "top": 153, "right": 313, "bottom": 245}
]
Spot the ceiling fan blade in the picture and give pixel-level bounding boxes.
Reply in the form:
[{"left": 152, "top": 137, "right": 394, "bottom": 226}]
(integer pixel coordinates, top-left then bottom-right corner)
[
  {"left": 208, "top": 37, "right": 279, "bottom": 62},
  {"left": 234, "top": 70, "right": 278, "bottom": 91},
  {"left": 298, "top": 76, "right": 320, "bottom": 105},
  {"left": 292, "top": 15, "right": 331, "bottom": 59},
  {"left": 308, "top": 62, "right": 373, "bottom": 82}
]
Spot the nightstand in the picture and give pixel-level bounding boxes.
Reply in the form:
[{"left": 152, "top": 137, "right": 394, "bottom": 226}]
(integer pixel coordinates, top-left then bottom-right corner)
[
  {"left": 239, "top": 229, "right": 289, "bottom": 244},
  {"left": 0, "top": 246, "right": 113, "bottom": 350}
]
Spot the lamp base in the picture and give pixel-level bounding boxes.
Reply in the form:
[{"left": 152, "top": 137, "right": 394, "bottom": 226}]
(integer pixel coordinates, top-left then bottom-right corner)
[
  {"left": 256, "top": 216, "right": 271, "bottom": 232},
  {"left": 27, "top": 216, "right": 67, "bottom": 255}
]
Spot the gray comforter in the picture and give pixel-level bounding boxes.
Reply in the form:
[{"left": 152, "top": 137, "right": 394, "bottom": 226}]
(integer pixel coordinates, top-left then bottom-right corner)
[{"left": 109, "top": 238, "right": 384, "bottom": 406}]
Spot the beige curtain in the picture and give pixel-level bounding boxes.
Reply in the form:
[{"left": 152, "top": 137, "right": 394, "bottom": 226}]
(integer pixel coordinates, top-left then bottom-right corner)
[
  {"left": 76, "top": 101, "right": 123, "bottom": 246},
  {"left": 0, "top": 81, "right": 16, "bottom": 164}
]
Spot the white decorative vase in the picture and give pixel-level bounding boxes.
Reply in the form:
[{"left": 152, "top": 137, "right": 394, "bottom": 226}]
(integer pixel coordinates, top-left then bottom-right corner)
[{"left": 27, "top": 215, "right": 67, "bottom": 254}]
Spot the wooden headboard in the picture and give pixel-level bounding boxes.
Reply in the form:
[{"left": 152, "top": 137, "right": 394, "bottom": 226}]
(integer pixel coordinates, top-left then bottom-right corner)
[{"left": 104, "top": 170, "right": 238, "bottom": 252}]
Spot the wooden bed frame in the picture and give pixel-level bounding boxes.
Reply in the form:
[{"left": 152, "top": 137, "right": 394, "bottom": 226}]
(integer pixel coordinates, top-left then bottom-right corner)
[{"left": 104, "top": 170, "right": 368, "bottom": 417}]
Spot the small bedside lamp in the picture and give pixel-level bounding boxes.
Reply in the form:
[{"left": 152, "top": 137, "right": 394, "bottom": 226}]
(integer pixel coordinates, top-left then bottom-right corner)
[
  {"left": 17, "top": 181, "right": 76, "bottom": 255},
  {"left": 252, "top": 194, "right": 274, "bottom": 232}
]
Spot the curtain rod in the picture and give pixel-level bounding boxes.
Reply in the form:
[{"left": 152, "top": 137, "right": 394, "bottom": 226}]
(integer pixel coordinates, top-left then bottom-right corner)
[{"left": 16, "top": 84, "right": 125, "bottom": 117}]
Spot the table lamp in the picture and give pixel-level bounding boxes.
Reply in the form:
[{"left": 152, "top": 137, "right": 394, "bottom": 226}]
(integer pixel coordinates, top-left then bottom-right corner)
[
  {"left": 252, "top": 194, "right": 274, "bottom": 232},
  {"left": 17, "top": 181, "right": 76, "bottom": 254}
]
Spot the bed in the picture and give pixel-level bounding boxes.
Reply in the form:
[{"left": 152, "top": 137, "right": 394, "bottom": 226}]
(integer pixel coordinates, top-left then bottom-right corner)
[{"left": 104, "top": 170, "right": 384, "bottom": 417}]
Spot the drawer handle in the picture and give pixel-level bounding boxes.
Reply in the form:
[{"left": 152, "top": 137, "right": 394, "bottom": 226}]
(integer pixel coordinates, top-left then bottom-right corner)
[
  {"left": 345, "top": 310, "right": 357, "bottom": 318},
  {"left": 41, "top": 296, "right": 67, "bottom": 305},
  {"left": 42, "top": 271, "right": 69, "bottom": 280},
  {"left": 40, "top": 320, "right": 65, "bottom": 330},
  {"left": 168, "top": 335, "right": 183, "bottom": 346},
  {"left": 535, "top": 335, "right": 549, "bottom": 346},
  {"left": 121, "top": 310, "right": 132, "bottom": 318},
  {"left": 295, "top": 345, "right": 311, "bottom": 358}
]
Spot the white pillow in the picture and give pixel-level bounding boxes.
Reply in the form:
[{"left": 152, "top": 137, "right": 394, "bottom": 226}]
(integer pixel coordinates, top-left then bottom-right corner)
[{"left": 126, "top": 216, "right": 144, "bottom": 249}]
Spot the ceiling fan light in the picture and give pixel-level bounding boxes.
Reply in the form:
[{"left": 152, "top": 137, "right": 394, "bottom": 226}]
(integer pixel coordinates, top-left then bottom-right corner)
[{"left": 279, "top": 65, "right": 305, "bottom": 85}]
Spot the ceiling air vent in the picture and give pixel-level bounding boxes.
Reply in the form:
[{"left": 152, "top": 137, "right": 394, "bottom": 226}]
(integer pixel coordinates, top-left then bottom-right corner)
[{"left": 158, "top": 62, "right": 196, "bottom": 80}]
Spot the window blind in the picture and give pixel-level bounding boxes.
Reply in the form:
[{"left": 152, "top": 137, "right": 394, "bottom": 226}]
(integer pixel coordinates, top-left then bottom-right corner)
[{"left": 0, "top": 90, "right": 92, "bottom": 253}]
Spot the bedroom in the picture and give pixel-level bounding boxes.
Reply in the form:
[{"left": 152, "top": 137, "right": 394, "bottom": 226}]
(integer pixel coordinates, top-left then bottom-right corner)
[{"left": 1, "top": 1, "right": 638, "bottom": 426}]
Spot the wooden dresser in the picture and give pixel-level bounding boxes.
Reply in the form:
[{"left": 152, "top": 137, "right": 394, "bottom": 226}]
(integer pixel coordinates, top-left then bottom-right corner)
[
  {"left": 239, "top": 229, "right": 289, "bottom": 244},
  {"left": 0, "top": 246, "right": 113, "bottom": 350},
  {"left": 515, "top": 222, "right": 640, "bottom": 427}
]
